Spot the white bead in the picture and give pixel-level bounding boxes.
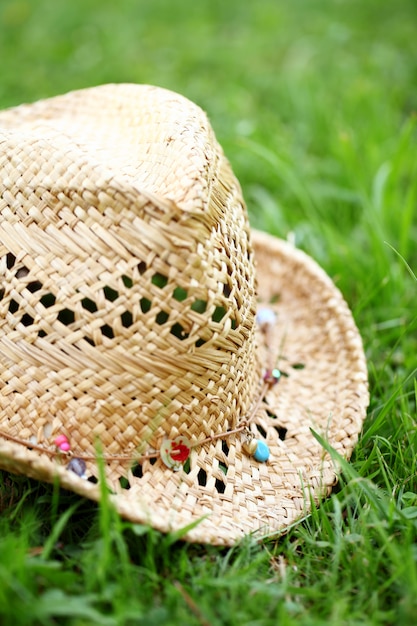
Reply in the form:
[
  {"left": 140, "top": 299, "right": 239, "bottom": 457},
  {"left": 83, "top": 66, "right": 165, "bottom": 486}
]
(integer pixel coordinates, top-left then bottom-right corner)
[{"left": 256, "top": 308, "right": 276, "bottom": 326}]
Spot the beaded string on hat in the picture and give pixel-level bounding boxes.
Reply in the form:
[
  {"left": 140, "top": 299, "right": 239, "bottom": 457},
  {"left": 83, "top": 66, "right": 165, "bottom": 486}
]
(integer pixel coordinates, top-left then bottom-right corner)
[{"left": 0, "top": 308, "right": 282, "bottom": 476}]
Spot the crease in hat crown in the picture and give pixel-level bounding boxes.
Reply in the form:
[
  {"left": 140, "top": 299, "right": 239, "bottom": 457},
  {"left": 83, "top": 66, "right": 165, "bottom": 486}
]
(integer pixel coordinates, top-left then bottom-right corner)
[{"left": 0, "top": 83, "right": 262, "bottom": 481}]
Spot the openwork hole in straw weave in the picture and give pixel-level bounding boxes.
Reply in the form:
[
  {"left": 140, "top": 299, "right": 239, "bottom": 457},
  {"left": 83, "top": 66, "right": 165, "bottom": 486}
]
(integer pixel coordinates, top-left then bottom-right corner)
[{"left": 0, "top": 252, "right": 239, "bottom": 351}]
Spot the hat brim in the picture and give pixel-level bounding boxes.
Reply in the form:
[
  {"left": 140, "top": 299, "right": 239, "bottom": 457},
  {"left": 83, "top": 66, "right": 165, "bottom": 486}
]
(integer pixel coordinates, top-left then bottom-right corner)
[{"left": 0, "top": 229, "right": 368, "bottom": 545}]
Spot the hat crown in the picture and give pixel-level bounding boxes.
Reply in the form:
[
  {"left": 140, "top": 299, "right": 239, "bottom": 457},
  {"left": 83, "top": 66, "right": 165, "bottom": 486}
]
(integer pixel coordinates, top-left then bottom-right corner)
[{"left": 0, "top": 84, "right": 261, "bottom": 475}]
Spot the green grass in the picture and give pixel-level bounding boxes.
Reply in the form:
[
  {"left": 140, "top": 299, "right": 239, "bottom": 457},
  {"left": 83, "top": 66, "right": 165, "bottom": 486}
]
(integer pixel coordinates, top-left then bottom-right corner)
[{"left": 1, "top": 0, "right": 417, "bottom": 623}]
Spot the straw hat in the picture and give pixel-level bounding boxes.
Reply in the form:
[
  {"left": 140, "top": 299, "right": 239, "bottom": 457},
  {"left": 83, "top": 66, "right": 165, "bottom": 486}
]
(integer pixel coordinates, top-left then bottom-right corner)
[{"left": 0, "top": 84, "right": 368, "bottom": 545}]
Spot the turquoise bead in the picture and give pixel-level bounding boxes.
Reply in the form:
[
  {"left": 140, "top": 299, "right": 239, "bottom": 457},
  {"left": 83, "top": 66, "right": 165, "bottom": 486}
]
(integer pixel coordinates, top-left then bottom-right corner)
[{"left": 253, "top": 440, "right": 270, "bottom": 462}]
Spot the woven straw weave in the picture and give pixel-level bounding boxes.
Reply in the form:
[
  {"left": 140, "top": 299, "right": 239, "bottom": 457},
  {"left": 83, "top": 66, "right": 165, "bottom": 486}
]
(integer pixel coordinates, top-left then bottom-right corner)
[{"left": 0, "top": 84, "right": 369, "bottom": 545}]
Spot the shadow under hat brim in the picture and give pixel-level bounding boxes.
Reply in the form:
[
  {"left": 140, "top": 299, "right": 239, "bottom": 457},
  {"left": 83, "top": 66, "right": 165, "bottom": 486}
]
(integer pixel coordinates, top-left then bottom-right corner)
[{"left": 0, "top": 229, "right": 369, "bottom": 546}]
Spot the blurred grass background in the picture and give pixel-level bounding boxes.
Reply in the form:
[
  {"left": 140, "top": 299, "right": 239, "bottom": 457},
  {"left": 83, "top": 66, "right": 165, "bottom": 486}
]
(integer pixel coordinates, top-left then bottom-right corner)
[{"left": 1, "top": 0, "right": 417, "bottom": 624}]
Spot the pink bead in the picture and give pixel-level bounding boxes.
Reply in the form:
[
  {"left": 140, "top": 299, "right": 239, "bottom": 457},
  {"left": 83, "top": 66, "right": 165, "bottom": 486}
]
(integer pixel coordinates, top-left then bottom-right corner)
[
  {"left": 59, "top": 441, "right": 71, "bottom": 452},
  {"left": 54, "top": 434, "right": 69, "bottom": 447}
]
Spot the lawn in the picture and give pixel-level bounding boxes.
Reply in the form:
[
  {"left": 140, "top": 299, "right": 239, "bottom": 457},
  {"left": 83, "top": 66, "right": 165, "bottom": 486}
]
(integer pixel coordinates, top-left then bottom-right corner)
[{"left": 1, "top": 0, "right": 417, "bottom": 624}]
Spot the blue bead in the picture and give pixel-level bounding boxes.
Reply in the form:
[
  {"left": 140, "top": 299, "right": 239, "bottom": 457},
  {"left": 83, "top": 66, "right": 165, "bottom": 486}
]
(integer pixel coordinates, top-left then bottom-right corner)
[{"left": 253, "top": 440, "right": 270, "bottom": 462}]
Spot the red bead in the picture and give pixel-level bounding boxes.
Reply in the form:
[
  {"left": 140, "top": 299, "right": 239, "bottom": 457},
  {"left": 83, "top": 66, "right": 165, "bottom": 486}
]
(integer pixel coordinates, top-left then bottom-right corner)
[
  {"left": 171, "top": 440, "right": 190, "bottom": 462},
  {"left": 160, "top": 436, "right": 191, "bottom": 470}
]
